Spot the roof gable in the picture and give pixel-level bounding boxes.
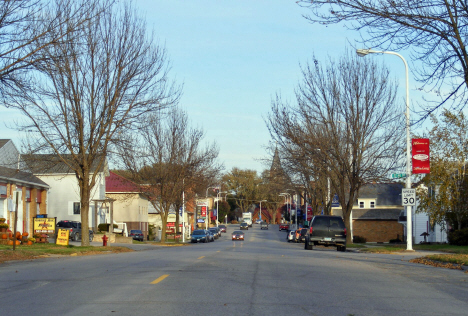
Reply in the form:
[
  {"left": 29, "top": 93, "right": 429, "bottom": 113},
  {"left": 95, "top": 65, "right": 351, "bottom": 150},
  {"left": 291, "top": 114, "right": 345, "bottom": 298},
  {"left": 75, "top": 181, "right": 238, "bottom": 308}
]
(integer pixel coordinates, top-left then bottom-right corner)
[
  {"left": 357, "top": 183, "right": 404, "bottom": 205},
  {"left": 106, "top": 171, "right": 141, "bottom": 193}
]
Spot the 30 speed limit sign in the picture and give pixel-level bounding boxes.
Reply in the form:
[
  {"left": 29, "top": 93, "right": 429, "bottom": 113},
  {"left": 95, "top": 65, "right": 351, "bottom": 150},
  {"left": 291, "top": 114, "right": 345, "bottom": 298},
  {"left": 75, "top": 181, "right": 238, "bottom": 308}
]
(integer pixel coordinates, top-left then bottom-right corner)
[{"left": 402, "top": 189, "right": 416, "bottom": 206}]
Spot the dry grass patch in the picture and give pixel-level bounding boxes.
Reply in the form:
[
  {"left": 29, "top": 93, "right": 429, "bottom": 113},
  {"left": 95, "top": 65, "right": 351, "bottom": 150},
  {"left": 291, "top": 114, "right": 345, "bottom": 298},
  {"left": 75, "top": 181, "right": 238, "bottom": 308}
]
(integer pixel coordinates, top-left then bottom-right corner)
[{"left": 0, "top": 244, "right": 133, "bottom": 265}]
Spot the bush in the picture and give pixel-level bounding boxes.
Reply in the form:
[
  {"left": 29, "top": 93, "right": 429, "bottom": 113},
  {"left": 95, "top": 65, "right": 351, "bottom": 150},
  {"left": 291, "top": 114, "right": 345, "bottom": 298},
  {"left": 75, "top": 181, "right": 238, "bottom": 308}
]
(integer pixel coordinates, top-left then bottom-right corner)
[
  {"left": 389, "top": 238, "right": 403, "bottom": 243},
  {"left": 448, "top": 228, "right": 468, "bottom": 246},
  {"left": 98, "top": 223, "right": 118, "bottom": 232},
  {"left": 353, "top": 235, "right": 367, "bottom": 243},
  {"left": 231, "top": 220, "right": 238, "bottom": 224}
]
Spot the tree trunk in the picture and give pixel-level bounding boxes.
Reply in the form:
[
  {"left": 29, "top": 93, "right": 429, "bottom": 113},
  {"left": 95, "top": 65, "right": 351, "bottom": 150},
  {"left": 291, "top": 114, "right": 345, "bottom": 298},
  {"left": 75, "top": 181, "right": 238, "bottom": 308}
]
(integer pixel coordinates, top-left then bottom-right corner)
[{"left": 80, "top": 178, "right": 91, "bottom": 247}]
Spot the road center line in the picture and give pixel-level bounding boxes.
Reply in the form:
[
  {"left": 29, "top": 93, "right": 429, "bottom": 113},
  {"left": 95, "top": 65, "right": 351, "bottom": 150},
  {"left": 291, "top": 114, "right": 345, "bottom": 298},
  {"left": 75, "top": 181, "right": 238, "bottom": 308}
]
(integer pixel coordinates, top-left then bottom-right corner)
[{"left": 150, "top": 274, "right": 169, "bottom": 284}]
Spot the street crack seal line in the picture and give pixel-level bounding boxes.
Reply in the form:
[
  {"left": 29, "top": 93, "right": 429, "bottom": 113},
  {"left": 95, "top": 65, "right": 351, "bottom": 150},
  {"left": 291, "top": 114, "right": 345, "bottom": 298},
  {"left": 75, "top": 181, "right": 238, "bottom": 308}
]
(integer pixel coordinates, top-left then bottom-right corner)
[
  {"left": 198, "top": 256, "right": 205, "bottom": 259},
  {"left": 150, "top": 274, "right": 169, "bottom": 284}
]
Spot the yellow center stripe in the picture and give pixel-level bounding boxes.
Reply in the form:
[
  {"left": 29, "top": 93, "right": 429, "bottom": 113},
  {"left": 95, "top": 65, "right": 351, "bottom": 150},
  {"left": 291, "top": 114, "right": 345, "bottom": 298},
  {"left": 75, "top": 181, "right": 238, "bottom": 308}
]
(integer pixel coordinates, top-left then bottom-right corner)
[
  {"left": 151, "top": 274, "right": 169, "bottom": 284},
  {"left": 198, "top": 256, "right": 205, "bottom": 259}
]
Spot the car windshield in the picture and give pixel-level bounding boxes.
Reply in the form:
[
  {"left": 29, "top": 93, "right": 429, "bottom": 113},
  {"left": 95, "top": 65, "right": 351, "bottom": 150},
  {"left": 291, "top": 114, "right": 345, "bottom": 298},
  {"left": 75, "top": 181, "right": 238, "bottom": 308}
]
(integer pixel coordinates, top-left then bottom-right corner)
[
  {"left": 232, "top": 231, "right": 243, "bottom": 235},
  {"left": 193, "top": 230, "right": 205, "bottom": 235}
]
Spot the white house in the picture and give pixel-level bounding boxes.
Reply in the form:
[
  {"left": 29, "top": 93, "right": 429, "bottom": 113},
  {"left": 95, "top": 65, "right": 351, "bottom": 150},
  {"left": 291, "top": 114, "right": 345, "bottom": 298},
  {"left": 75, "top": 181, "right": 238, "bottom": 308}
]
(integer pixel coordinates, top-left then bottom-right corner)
[
  {"left": 25, "top": 154, "right": 109, "bottom": 230},
  {"left": 413, "top": 184, "right": 447, "bottom": 244}
]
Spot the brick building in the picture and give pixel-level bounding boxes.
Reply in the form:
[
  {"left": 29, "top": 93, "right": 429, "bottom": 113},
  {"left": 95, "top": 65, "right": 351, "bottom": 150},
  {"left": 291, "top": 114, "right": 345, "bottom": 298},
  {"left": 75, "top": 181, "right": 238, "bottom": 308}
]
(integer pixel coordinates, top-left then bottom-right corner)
[{"left": 332, "top": 183, "right": 404, "bottom": 242}]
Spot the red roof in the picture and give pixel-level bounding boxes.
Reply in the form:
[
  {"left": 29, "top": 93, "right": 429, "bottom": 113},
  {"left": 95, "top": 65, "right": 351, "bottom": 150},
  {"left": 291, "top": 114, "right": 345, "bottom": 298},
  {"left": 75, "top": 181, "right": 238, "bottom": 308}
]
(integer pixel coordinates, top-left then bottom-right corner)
[{"left": 106, "top": 171, "right": 141, "bottom": 193}]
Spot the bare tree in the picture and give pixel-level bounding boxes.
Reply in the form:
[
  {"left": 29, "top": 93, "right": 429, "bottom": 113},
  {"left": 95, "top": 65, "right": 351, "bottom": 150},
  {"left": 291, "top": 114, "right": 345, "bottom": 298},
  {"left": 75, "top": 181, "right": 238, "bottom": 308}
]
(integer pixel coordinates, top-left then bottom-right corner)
[
  {"left": 118, "top": 107, "right": 221, "bottom": 243},
  {"left": 266, "top": 52, "right": 403, "bottom": 243},
  {"left": 0, "top": 0, "right": 103, "bottom": 96},
  {"left": 9, "top": 1, "right": 180, "bottom": 245},
  {"left": 297, "top": 0, "right": 468, "bottom": 118}
]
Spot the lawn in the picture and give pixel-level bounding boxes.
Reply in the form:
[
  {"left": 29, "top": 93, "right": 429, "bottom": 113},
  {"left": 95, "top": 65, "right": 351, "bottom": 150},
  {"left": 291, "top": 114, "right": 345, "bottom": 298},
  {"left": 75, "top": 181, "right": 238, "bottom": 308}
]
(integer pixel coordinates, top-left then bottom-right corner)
[
  {"left": 355, "top": 243, "right": 468, "bottom": 270},
  {"left": 0, "top": 243, "right": 133, "bottom": 265}
]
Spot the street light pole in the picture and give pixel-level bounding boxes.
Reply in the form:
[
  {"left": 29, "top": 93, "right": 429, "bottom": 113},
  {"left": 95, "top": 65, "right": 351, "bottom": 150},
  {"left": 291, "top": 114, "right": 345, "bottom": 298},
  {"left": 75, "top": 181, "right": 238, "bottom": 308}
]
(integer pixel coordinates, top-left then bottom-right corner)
[
  {"left": 356, "top": 48, "right": 413, "bottom": 251},
  {"left": 280, "top": 192, "right": 291, "bottom": 224},
  {"left": 259, "top": 200, "right": 267, "bottom": 221}
]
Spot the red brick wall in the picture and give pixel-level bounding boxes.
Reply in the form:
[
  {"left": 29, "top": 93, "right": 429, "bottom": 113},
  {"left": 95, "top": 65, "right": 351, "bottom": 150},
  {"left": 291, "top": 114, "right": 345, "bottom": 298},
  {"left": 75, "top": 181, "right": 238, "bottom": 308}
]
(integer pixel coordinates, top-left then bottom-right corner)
[{"left": 353, "top": 220, "right": 404, "bottom": 242}]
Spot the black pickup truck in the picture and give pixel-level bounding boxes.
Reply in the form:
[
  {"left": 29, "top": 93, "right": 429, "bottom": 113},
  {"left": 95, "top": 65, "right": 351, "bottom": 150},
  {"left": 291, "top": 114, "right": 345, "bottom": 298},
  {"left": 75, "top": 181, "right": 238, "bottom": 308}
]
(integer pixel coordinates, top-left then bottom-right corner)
[{"left": 56, "top": 220, "right": 94, "bottom": 242}]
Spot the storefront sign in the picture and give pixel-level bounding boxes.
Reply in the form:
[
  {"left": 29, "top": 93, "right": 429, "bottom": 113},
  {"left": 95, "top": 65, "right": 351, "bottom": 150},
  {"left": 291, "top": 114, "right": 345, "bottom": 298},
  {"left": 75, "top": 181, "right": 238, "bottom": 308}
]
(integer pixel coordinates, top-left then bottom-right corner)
[{"left": 33, "top": 217, "right": 56, "bottom": 234}]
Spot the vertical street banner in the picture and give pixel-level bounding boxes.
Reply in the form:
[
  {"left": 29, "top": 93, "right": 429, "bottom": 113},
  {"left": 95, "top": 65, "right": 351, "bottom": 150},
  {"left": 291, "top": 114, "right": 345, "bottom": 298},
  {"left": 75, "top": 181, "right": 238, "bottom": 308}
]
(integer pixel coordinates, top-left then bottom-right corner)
[{"left": 412, "top": 138, "right": 430, "bottom": 174}]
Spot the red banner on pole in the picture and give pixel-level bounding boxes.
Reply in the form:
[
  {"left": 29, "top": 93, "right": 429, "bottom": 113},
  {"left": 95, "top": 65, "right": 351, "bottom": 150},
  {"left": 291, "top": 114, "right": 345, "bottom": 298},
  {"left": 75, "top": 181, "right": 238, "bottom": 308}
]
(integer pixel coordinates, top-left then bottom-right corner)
[{"left": 412, "top": 138, "right": 430, "bottom": 174}]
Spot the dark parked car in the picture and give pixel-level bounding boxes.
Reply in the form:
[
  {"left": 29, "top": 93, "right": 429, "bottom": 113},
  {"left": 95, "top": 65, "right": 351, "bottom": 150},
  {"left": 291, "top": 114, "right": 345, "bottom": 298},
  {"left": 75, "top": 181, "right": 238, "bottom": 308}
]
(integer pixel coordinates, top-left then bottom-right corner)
[
  {"left": 240, "top": 222, "right": 248, "bottom": 230},
  {"left": 209, "top": 227, "right": 220, "bottom": 239},
  {"left": 129, "top": 229, "right": 144, "bottom": 241},
  {"left": 218, "top": 225, "right": 227, "bottom": 233},
  {"left": 232, "top": 230, "right": 244, "bottom": 241},
  {"left": 304, "top": 215, "right": 347, "bottom": 252},
  {"left": 56, "top": 220, "right": 94, "bottom": 242},
  {"left": 191, "top": 229, "right": 208, "bottom": 243},
  {"left": 206, "top": 230, "right": 215, "bottom": 242}
]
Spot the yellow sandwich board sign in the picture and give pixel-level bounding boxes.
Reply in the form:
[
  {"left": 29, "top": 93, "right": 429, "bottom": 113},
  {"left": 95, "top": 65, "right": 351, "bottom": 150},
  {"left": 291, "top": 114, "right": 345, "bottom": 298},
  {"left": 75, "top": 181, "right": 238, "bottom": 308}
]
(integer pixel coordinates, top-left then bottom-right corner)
[{"left": 56, "top": 228, "right": 70, "bottom": 246}]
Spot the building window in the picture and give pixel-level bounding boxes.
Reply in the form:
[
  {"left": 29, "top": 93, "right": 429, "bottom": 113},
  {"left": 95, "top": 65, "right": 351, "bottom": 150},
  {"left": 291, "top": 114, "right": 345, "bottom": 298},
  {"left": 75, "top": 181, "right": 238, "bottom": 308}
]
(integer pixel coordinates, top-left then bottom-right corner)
[
  {"left": 370, "top": 201, "right": 375, "bottom": 208},
  {"left": 73, "top": 202, "right": 81, "bottom": 215},
  {"left": 359, "top": 201, "right": 364, "bottom": 208}
]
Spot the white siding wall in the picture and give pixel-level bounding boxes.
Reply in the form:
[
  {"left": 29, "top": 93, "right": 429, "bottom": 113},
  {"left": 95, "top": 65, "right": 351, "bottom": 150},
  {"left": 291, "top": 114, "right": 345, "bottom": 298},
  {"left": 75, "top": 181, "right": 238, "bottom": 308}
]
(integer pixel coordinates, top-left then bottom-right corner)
[{"left": 36, "top": 173, "right": 106, "bottom": 228}]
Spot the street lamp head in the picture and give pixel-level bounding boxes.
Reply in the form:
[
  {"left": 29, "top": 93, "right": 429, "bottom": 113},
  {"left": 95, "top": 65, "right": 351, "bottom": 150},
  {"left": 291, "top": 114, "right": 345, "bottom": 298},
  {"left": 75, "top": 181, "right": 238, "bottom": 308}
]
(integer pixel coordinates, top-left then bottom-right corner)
[{"left": 356, "top": 48, "right": 370, "bottom": 57}]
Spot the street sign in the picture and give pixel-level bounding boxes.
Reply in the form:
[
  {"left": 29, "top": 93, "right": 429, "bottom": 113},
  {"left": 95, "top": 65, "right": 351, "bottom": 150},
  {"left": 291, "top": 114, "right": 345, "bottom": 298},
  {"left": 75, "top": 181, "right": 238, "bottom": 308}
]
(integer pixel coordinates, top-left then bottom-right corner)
[
  {"left": 402, "top": 189, "right": 416, "bottom": 206},
  {"left": 392, "top": 173, "right": 407, "bottom": 179}
]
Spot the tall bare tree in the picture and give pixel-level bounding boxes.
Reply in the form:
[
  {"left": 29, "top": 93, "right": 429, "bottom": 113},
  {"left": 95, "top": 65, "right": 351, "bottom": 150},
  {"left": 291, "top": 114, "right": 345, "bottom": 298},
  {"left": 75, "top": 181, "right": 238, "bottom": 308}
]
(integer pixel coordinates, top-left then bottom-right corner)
[
  {"left": 119, "top": 107, "right": 221, "bottom": 243},
  {"left": 0, "top": 0, "right": 102, "bottom": 96},
  {"left": 9, "top": 1, "right": 180, "bottom": 245},
  {"left": 266, "top": 52, "right": 403, "bottom": 243},
  {"left": 297, "top": 0, "right": 468, "bottom": 118}
]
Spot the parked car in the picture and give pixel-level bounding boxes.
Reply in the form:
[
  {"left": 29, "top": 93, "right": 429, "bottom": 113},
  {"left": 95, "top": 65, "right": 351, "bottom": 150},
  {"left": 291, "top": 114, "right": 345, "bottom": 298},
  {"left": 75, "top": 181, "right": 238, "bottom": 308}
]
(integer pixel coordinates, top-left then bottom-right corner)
[
  {"left": 304, "top": 215, "right": 347, "bottom": 252},
  {"left": 240, "top": 222, "right": 248, "bottom": 230},
  {"left": 255, "top": 219, "right": 263, "bottom": 224},
  {"left": 232, "top": 230, "right": 244, "bottom": 241},
  {"left": 218, "top": 224, "right": 227, "bottom": 233},
  {"left": 56, "top": 220, "right": 94, "bottom": 242},
  {"left": 206, "top": 230, "right": 215, "bottom": 242},
  {"left": 279, "top": 223, "right": 289, "bottom": 231},
  {"left": 209, "top": 227, "right": 220, "bottom": 239},
  {"left": 191, "top": 229, "right": 208, "bottom": 243},
  {"left": 297, "top": 228, "right": 308, "bottom": 243},
  {"left": 287, "top": 230, "right": 295, "bottom": 242},
  {"left": 129, "top": 229, "right": 144, "bottom": 241},
  {"left": 260, "top": 222, "right": 269, "bottom": 230},
  {"left": 294, "top": 228, "right": 302, "bottom": 242}
]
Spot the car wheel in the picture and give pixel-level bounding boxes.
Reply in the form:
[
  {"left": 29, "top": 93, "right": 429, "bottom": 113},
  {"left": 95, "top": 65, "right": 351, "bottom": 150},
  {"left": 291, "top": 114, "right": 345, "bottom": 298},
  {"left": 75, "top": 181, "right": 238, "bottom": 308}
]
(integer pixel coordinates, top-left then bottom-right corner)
[
  {"left": 340, "top": 246, "right": 346, "bottom": 252},
  {"left": 306, "top": 240, "right": 313, "bottom": 250},
  {"left": 89, "top": 235, "right": 94, "bottom": 242},
  {"left": 73, "top": 233, "right": 79, "bottom": 241}
]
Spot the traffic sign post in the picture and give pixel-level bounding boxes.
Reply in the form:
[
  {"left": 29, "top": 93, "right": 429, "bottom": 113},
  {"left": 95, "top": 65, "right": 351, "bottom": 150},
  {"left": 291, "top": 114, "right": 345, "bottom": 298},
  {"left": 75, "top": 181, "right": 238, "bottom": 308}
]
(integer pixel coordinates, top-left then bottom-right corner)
[{"left": 402, "top": 188, "right": 416, "bottom": 206}]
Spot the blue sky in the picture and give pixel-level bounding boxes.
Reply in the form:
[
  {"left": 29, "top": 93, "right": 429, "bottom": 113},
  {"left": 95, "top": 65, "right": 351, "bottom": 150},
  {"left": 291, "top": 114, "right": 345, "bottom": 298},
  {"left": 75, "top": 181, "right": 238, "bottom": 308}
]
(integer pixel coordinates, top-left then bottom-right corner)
[
  {"left": 136, "top": 0, "right": 359, "bottom": 172},
  {"left": 0, "top": 1, "right": 417, "bottom": 173}
]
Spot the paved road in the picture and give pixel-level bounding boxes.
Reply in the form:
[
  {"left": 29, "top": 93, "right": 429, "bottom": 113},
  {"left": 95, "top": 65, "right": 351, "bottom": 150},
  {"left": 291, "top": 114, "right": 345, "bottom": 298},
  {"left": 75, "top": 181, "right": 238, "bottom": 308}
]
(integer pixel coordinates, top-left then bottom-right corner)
[{"left": 1, "top": 224, "right": 467, "bottom": 315}]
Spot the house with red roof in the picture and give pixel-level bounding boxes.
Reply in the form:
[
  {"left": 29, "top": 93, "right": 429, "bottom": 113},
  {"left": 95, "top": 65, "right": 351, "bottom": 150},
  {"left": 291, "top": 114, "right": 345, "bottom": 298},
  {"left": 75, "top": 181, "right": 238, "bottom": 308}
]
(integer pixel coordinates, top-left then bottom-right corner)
[{"left": 105, "top": 171, "right": 149, "bottom": 239}]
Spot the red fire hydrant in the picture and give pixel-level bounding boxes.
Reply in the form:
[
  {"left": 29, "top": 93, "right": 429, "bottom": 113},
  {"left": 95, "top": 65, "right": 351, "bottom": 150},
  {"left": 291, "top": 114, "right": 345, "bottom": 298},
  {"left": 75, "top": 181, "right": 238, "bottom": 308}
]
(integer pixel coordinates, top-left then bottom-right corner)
[{"left": 102, "top": 234, "right": 108, "bottom": 246}]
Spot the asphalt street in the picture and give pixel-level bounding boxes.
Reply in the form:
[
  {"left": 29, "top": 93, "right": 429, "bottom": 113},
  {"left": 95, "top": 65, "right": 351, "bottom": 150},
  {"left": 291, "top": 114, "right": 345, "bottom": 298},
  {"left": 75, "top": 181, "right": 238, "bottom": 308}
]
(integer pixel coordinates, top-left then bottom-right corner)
[{"left": 1, "top": 224, "right": 467, "bottom": 316}]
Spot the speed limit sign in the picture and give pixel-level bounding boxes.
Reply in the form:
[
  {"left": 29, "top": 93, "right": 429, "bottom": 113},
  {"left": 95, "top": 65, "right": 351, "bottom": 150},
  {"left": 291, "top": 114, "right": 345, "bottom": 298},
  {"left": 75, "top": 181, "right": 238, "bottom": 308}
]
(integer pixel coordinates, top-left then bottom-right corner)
[{"left": 402, "top": 189, "right": 416, "bottom": 206}]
